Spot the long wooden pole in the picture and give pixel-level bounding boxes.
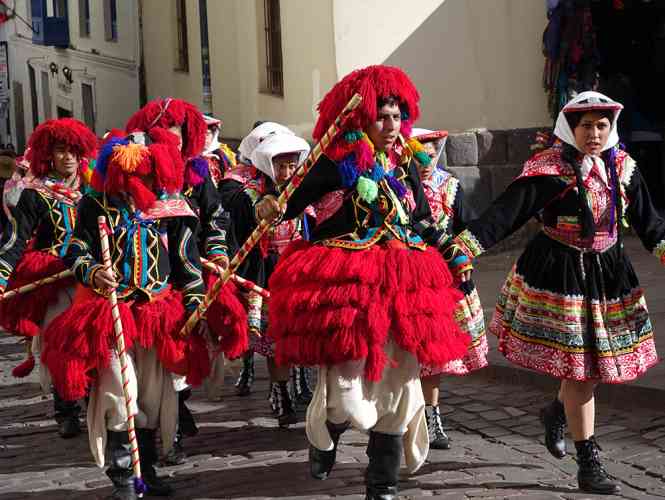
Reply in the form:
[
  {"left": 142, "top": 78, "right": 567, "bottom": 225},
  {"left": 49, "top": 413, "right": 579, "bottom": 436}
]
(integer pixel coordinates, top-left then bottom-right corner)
[
  {"left": 0, "top": 269, "right": 73, "bottom": 302},
  {"left": 178, "top": 93, "right": 362, "bottom": 337},
  {"left": 200, "top": 258, "right": 270, "bottom": 299},
  {"left": 98, "top": 216, "right": 147, "bottom": 497}
]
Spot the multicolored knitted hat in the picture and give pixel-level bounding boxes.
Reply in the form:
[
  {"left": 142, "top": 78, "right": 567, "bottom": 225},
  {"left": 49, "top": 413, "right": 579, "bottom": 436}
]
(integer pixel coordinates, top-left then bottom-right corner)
[{"left": 26, "top": 118, "right": 97, "bottom": 178}]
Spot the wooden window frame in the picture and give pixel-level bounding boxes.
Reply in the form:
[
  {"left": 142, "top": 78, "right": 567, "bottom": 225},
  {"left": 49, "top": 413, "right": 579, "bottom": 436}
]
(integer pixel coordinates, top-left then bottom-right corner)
[
  {"left": 174, "top": 0, "right": 189, "bottom": 72},
  {"left": 79, "top": 0, "right": 90, "bottom": 37},
  {"left": 262, "top": 0, "right": 283, "bottom": 97}
]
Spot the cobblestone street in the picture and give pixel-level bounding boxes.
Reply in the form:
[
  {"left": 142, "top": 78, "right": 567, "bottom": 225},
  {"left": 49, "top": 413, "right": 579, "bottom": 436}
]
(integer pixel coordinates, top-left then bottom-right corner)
[{"left": 1, "top": 332, "right": 665, "bottom": 500}]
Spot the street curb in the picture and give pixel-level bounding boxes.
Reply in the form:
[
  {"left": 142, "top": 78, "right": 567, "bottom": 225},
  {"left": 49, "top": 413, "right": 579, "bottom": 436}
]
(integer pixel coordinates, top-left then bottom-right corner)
[{"left": 466, "top": 363, "right": 665, "bottom": 412}]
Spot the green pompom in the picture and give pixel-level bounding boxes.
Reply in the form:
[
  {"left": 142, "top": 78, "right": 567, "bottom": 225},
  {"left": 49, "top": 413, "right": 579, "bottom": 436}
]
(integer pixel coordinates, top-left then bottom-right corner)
[
  {"left": 344, "top": 130, "right": 363, "bottom": 143},
  {"left": 357, "top": 176, "right": 379, "bottom": 203},
  {"left": 414, "top": 150, "right": 431, "bottom": 166}
]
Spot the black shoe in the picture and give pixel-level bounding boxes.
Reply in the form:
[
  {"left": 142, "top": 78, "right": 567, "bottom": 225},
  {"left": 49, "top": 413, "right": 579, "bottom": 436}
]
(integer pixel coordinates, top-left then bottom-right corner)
[
  {"left": 106, "top": 431, "right": 138, "bottom": 500},
  {"left": 290, "top": 366, "right": 314, "bottom": 406},
  {"left": 540, "top": 398, "right": 567, "bottom": 459},
  {"left": 273, "top": 381, "right": 297, "bottom": 428},
  {"left": 365, "top": 431, "right": 402, "bottom": 500},
  {"left": 161, "top": 431, "right": 186, "bottom": 466},
  {"left": 53, "top": 390, "right": 82, "bottom": 439},
  {"left": 576, "top": 437, "right": 620, "bottom": 495},
  {"left": 235, "top": 350, "right": 255, "bottom": 396},
  {"left": 136, "top": 428, "right": 174, "bottom": 496},
  {"left": 178, "top": 389, "right": 198, "bottom": 438},
  {"left": 309, "top": 421, "right": 349, "bottom": 480},
  {"left": 425, "top": 405, "right": 450, "bottom": 450}
]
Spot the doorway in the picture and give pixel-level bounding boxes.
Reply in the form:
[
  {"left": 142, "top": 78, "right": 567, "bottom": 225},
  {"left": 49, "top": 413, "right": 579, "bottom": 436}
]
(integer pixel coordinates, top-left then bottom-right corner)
[{"left": 592, "top": 0, "right": 665, "bottom": 208}]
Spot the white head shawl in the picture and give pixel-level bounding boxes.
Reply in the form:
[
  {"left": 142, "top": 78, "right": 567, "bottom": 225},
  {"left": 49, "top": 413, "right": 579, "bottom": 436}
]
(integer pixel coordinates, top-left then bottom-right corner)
[
  {"left": 238, "top": 122, "right": 295, "bottom": 164},
  {"left": 553, "top": 91, "right": 623, "bottom": 185},
  {"left": 250, "top": 133, "right": 310, "bottom": 181},
  {"left": 203, "top": 115, "right": 222, "bottom": 156}
]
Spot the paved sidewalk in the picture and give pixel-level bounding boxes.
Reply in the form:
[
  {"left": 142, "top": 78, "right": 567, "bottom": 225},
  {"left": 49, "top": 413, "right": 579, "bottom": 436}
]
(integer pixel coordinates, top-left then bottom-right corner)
[{"left": 1, "top": 336, "right": 664, "bottom": 499}]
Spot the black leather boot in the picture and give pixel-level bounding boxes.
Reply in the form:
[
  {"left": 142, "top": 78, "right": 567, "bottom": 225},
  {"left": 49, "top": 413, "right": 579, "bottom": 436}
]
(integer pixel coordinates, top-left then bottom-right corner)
[
  {"left": 365, "top": 431, "right": 402, "bottom": 500},
  {"left": 309, "top": 420, "right": 349, "bottom": 480},
  {"left": 576, "top": 437, "right": 620, "bottom": 495},
  {"left": 53, "top": 390, "right": 81, "bottom": 439},
  {"left": 290, "top": 366, "right": 314, "bottom": 406},
  {"left": 136, "top": 428, "right": 173, "bottom": 496},
  {"left": 540, "top": 398, "right": 567, "bottom": 459},
  {"left": 425, "top": 405, "right": 450, "bottom": 450},
  {"left": 178, "top": 388, "right": 198, "bottom": 437},
  {"left": 235, "top": 350, "right": 255, "bottom": 396},
  {"left": 161, "top": 429, "right": 186, "bottom": 466},
  {"left": 105, "top": 431, "right": 137, "bottom": 500},
  {"left": 273, "top": 381, "right": 297, "bottom": 428}
]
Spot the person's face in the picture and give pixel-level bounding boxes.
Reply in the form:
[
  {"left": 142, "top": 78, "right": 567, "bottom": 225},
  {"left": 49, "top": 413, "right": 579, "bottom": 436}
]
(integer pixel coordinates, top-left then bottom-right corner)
[
  {"left": 573, "top": 111, "right": 611, "bottom": 156},
  {"left": 419, "top": 141, "right": 438, "bottom": 180},
  {"left": 366, "top": 102, "right": 401, "bottom": 153},
  {"left": 273, "top": 152, "right": 299, "bottom": 184},
  {"left": 168, "top": 125, "right": 183, "bottom": 151},
  {"left": 205, "top": 127, "right": 215, "bottom": 149},
  {"left": 51, "top": 143, "right": 80, "bottom": 178}
]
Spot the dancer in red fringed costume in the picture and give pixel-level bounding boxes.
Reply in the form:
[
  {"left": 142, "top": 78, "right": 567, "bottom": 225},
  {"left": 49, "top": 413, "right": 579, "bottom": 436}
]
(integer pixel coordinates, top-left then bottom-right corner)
[
  {"left": 41, "top": 99, "right": 240, "bottom": 499},
  {"left": 254, "top": 65, "right": 470, "bottom": 499},
  {"left": 0, "top": 118, "right": 96, "bottom": 439}
]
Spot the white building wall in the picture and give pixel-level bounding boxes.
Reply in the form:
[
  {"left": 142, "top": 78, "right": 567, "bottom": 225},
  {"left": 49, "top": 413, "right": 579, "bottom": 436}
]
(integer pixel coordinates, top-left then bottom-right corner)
[{"left": 6, "top": 0, "right": 141, "bottom": 152}]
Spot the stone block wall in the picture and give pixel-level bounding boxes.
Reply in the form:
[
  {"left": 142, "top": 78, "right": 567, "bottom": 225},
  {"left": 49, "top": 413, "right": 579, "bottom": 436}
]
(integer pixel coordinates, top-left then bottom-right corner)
[{"left": 445, "top": 127, "right": 551, "bottom": 251}]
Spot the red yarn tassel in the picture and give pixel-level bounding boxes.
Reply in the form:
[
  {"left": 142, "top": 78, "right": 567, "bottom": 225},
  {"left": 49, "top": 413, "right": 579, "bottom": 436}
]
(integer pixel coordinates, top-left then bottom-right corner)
[{"left": 12, "top": 355, "right": 36, "bottom": 378}]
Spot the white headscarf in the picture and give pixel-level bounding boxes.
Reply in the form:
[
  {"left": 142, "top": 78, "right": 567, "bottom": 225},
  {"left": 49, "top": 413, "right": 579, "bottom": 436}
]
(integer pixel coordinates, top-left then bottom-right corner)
[
  {"left": 250, "top": 133, "right": 310, "bottom": 181},
  {"left": 203, "top": 115, "right": 222, "bottom": 156},
  {"left": 553, "top": 91, "right": 623, "bottom": 186},
  {"left": 238, "top": 122, "right": 295, "bottom": 164}
]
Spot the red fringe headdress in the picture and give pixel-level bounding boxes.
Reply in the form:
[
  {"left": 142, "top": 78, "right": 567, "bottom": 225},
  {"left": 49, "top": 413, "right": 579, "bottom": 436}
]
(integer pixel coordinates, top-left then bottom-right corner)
[
  {"left": 26, "top": 118, "right": 97, "bottom": 178},
  {"left": 313, "top": 65, "right": 421, "bottom": 167},
  {"left": 91, "top": 99, "right": 206, "bottom": 211}
]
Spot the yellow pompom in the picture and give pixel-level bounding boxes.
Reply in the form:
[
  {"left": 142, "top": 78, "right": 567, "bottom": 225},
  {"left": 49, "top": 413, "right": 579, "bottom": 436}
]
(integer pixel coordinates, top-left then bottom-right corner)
[{"left": 110, "top": 143, "right": 149, "bottom": 173}]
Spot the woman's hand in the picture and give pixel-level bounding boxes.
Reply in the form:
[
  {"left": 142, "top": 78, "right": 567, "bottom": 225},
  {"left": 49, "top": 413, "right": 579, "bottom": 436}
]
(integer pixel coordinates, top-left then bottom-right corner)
[{"left": 254, "top": 195, "right": 283, "bottom": 223}]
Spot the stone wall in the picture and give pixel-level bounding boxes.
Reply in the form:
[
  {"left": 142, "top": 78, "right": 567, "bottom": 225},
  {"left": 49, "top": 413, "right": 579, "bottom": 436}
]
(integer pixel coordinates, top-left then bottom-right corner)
[{"left": 445, "top": 127, "right": 551, "bottom": 252}]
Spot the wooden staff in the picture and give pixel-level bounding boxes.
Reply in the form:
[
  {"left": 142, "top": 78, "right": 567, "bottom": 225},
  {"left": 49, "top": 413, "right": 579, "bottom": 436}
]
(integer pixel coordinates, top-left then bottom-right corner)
[
  {"left": 0, "top": 269, "right": 73, "bottom": 302},
  {"left": 97, "top": 216, "right": 147, "bottom": 496},
  {"left": 200, "top": 258, "right": 270, "bottom": 299},
  {"left": 179, "top": 93, "right": 363, "bottom": 337}
]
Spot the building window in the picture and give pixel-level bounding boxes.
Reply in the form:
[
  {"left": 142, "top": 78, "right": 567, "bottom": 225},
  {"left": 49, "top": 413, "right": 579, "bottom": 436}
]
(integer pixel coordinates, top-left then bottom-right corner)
[
  {"left": 199, "top": 0, "right": 211, "bottom": 111},
  {"left": 79, "top": 0, "right": 90, "bottom": 37},
  {"left": 174, "top": 0, "right": 189, "bottom": 72},
  {"left": 104, "top": 0, "right": 117, "bottom": 42},
  {"left": 12, "top": 81, "right": 26, "bottom": 153},
  {"left": 81, "top": 83, "right": 95, "bottom": 132},
  {"left": 28, "top": 65, "right": 38, "bottom": 130},
  {"left": 54, "top": 0, "right": 67, "bottom": 17},
  {"left": 261, "top": 0, "right": 283, "bottom": 97},
  {"left": 41, "top": 71, "right": 51, "bottom": 119}
]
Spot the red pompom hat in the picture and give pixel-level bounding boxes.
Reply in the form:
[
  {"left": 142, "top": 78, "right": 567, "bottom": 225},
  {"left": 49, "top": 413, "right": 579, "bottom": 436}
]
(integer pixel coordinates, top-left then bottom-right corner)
[{"left": 26, "top": 118, "right": 97, "bottom": 178}]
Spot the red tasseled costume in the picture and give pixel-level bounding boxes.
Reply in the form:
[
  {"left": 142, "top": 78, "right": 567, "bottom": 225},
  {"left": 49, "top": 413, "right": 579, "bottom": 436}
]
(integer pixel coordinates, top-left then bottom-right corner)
[
  {"left": 204, "top": 271, "right": 249, "bottom": 360},
  {"left": 0, "top": 250, "right": 74, "bottom": 338},
  {"left": 26, "top": 118, "right": 97, "bottom": 177},
  {"left": 313, "top": 65, "right": 420, "bottom": 162},
  {"left": 42, "top": 287, "right": 211, "bottom": 401},
  {"left": 268, "top": 241, "right": 470, "bottom": 381}
]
